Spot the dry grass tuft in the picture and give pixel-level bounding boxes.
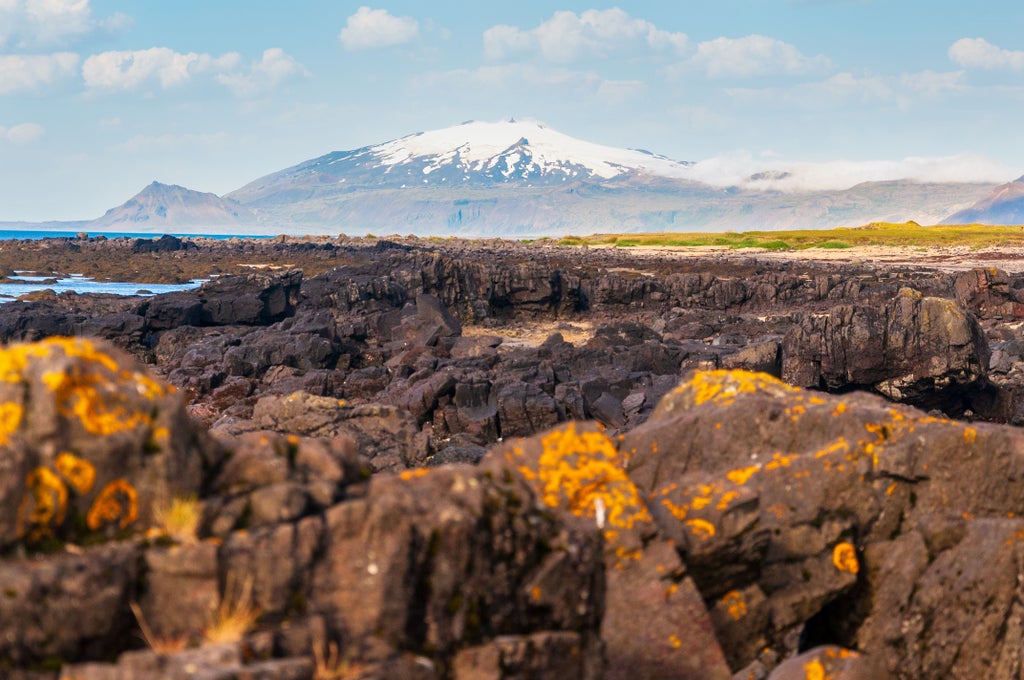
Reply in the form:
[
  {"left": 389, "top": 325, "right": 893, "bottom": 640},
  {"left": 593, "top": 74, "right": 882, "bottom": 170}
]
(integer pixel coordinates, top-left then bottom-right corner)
[
  {"left": 312, "top": 637, "right": 365, "bottom": 680},
  {"left": 203, "top": 573, "right": 260, "bottom": 644},
  {"left": 130, "top": 601, "right": 190, "bottom": 654},
  {"left": 152, "top": 494, "right": 202, "bottom": 544}
]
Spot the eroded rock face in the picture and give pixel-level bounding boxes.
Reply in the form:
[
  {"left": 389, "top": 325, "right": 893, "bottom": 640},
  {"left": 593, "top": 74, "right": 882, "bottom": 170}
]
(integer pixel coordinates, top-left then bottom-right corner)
[{"left": 781, "top": 287, "right": 990, "bottom": 409}]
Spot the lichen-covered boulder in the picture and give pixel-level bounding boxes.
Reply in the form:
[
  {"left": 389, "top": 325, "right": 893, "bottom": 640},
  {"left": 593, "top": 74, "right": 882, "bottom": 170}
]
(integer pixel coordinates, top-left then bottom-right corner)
[
  {"left": 622, "top": 368, "right": 1024, "bottom": 676},
  {"left": 0, "top": 336, "right": 205, "bottom": 550},
  {"left": 307, "top": 464, "right": 604, "bottom": 677},
  {"left": 481, "top": 422, "right": 732, "bottom": 680}
]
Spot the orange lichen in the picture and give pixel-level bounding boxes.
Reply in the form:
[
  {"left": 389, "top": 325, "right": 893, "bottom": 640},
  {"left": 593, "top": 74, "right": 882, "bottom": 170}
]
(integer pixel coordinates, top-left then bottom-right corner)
[
  {"left": 717, "top": 490, "right": 740, "bottom": 510},
  {"left": 804, "top": 658, "right": 826, "bottom": 680},
  {"left": 814, "top": 437, "right": 849, "bottom": 459},
  {"left": 674, "top": 369, "right": 799, "bottom": 408},
  {"left": 764, "top": 452, "right": 793, "bottom": 471},
  {"left": 685, "top": 518, "right": 716, "bottom": 540},
  {"left": 398, "top": 468, "right": 430, "bottom": 481},
  {"left": 55, "top": 451, "right": 96, "bottom": 494},
  {"left": 721, "top": 590, "right": 747, "bottom": 620},
  {"left": 726, "top": 465, "right": 760, "bottom": 486},
  {"left": 516, "top": 423, "right": 651, "bottom": 530},
  {"left": 963, "top": 427, "right": 977, "bottom": 444},
  {"left": 668, "top": 634, "right": 682, "bottom": 649},
  {"left": 87, "top": 478, "right": 139, "bottom": 531},
  {"left": 17, "top": 466, "right": 68, "bottom": 537},
  {"left": 2, "top": 338, "right": 168, "bottom": 437},
  {"left": 0, "top": 401, "right": 23, "bottom": 445},
  {"left": 832, "top": 542, "right": 859, "bottom": 574}
]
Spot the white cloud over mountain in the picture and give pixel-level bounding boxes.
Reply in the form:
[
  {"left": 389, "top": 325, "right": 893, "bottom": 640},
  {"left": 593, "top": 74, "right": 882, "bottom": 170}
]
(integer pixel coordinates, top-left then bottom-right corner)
[
  {"left": 0, "top": 122, "right": 45, "bottom": 144},
  {"left": 215, "top": 48, "right": 309, "bottom": 97},
  {"left": 82, "top": 47, "right": 305, "bottom": 95},
  {"left": 0, "top": 0, "right": 129, "bottom": 48},
  {"left": 949, "top": 38, "right": 1024, "bottom": 70},
  {"left": 483, "top": 8, "right": 688, "bottom": 62},
  {"left": 0, "top": 52, "right": 79, "bottom": 93},
  {"left": 82, "top": 48, "right": 240, "bottom": 90},
  {"left": 692, "top": 35, "right": 831, "bottom": 78},
  {"left": 683, "top": 151, "right": 1016, "bottom": 192},
  {"left": 339, "top": 7, "right": 419, "bottom": 51}
]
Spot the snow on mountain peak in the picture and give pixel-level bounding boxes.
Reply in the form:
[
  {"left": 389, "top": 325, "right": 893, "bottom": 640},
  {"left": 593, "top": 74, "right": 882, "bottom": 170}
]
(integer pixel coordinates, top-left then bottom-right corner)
[{"left": 369, "top": 119, "right": 691, "bottom": 180}]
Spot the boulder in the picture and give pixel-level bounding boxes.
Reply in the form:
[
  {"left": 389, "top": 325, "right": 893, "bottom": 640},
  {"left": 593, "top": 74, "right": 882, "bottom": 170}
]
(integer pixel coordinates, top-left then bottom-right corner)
[
  {"left": 0, "top": 337, "right": 206, "bottom": 550},
  {"left": 782, "top": 287, "right": 990, "bottom": 409}
]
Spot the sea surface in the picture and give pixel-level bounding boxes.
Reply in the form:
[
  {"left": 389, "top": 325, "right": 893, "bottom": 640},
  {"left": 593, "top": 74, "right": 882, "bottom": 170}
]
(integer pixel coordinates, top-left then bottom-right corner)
[
  {"left": 0, "top": 229, "right": 263, "bottom": 240},
  {"left": 0, "top": 230, "right": 244, "bottom": 301},
  {"left": 0, "top": 274, "right": 208, "bottom": 303}
]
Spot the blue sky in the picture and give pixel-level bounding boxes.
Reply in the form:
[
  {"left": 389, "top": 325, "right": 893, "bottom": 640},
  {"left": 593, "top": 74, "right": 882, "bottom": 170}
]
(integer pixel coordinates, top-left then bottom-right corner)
[{"left": 2, "top": 0, "right": 1024, "bottom": 221}]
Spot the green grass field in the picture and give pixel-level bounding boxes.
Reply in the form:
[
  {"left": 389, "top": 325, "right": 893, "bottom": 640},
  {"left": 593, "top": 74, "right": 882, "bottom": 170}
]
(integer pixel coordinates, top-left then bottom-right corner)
[{"left": 553, "top": 222, "right": 1024, "bottom": 250}]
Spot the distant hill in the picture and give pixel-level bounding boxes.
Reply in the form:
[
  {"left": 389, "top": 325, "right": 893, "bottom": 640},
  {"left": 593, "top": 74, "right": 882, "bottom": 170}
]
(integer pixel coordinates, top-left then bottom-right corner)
[
  {"left": 225, "top": 120, "right": 997, "bottom": 235},
  {"left": 87, "top": 182, "right": 261, "bottom": 233},
  {"left": 942, "top": 176, "right": 1024, "bottom": 225},
  {"left": 6, "top": 121, "right": 1009, "bottom": 236}
]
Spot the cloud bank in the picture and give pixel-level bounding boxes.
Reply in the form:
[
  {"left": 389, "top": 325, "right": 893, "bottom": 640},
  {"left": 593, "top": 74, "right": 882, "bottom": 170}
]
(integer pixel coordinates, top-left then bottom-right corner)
[{"left": 339, "top": 7, "right": 419, "bottom": 50}]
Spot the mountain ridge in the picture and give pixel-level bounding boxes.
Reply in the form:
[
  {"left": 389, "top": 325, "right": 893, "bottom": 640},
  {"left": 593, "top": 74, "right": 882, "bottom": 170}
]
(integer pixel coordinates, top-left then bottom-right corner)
[
  {"left": 943, "top": 176, "right": 1024, "bottom": 225},
  {"left": 8, "top": 120, "right": 1018, "bottom": 235}
]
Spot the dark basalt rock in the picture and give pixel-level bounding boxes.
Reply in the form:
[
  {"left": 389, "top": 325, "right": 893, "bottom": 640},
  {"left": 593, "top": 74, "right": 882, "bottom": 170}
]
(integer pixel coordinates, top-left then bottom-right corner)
[{"left": 9, "top": 238, "right": 1024, "bottom": 677}]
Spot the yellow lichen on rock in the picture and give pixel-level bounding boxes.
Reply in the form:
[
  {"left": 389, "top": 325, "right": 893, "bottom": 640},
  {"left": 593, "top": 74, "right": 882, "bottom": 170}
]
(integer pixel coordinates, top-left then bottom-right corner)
[
  {"left": 832, "top": 542, "right": 859, "bottom": 574},
  {"left": 657, "top": 370, "right": 800, "bottom": 415},
  {"left": 55, "top": 451, "right": 96, "bottom": 494},
  {"left": 515, "top": 423, "right": 651, "bottom": 530},
  {"left": 87, "top": 478, "right": 139, "bottom": 531},
  {"left": 18, "top": 467, "right": 69, "bottom": 537},
  {"left": 721, "top": 590, "right": 748, "bottom": 620},
  {"left": 0, "top": 401, "right": 23, "bottom": 445},
  {"left": 2, "top": 337, "right": 169, "bottom": 436},
  {"left": 803, "top": 658, "right": 826, "bottom": 680},
  {"left": 685, "top": 518, "right": 716, "bottom": 540}
]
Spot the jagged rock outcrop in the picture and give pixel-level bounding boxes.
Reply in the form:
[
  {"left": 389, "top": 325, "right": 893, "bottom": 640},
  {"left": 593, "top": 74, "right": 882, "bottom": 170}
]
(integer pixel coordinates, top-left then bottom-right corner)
[{"left": 782, "top": 287, "right": 991, "bottom": 410}]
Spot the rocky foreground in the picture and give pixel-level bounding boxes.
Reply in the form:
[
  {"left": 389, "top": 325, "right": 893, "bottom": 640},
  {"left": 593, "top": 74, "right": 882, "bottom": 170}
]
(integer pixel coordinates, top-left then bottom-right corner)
[{"left": 4, "top": 236, "right": 1024, "bottom": 678}]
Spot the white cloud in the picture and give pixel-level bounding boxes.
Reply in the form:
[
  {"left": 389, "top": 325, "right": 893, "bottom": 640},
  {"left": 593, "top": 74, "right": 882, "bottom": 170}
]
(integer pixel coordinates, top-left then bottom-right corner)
[
  {"left": 483, "top": 8, "right": 688, "bottom": 62},
  {"left": 339, "top": 7, "right": 419, "bottom": 51},
  {"left": 214, "top": 48, "right": 309, "bottom": 96},
  {"left": 0, "top": 122, "right": 45, "bottom": 144},
  {"left": 82, "top": 48, "right": 241, "bottom": 90},
  {"left": 692, "top": 35, "right": 831, "bottom": 78},
  {"left": 0, "top": 52, "right": 78, "bottom": 93},
  {"left": 679, "top": 150, "right": 1016, "bottom": 192},
  {"left": 949, "top": 37, "right": 1024, "bottom": 71},
  {"left": 0, "top": 0, "right": 130, "bottom": 48}
]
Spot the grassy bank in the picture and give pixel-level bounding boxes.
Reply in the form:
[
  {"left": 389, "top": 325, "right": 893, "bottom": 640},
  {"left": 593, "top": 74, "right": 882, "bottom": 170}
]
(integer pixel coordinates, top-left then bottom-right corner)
[{"left": 555, "top": 222, "right": 1024, "bottom": 250}]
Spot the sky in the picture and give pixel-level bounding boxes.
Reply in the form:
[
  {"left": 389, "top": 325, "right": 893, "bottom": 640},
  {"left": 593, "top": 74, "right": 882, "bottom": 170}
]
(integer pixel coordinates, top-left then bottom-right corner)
[{"left": 2, "top": 0, "right": 1024, "bottom": 221}]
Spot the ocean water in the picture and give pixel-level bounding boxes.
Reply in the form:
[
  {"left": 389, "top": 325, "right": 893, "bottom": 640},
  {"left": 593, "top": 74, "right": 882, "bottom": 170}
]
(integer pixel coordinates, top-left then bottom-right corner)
[
  {"left": 0, "top": 231, "right": 231, "bottom": 302},
  {"left": 0, "top": 274, "right": 207, "bottom": 303},
  {"left": 0, "top": 230, "right": 264, "bottom": 240}
]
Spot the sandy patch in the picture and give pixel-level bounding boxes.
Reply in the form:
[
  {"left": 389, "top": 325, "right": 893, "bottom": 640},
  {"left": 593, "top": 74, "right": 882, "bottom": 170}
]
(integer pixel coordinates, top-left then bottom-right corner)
[
  {"left": 590, "top": 244, "right": 1024, "bottom": 273},
  {"left": 463, "top": 320, "right": 595, "bottom": 348}
]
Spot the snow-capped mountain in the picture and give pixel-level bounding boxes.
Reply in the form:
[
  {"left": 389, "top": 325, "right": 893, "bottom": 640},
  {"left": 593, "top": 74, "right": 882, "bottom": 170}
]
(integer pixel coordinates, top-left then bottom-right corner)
[
  {"left": 64, "top": 121, "right": 1006, "bottom": 236},
  {"left": 229, "top": 120, "right": 692, "bottom": 207}
]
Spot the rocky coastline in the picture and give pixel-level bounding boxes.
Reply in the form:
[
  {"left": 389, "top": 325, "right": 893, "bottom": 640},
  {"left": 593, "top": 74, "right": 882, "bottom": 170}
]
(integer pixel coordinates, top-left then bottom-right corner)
[{"left": 4, "top": 235, "right": 1024, "bottom": 678}]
